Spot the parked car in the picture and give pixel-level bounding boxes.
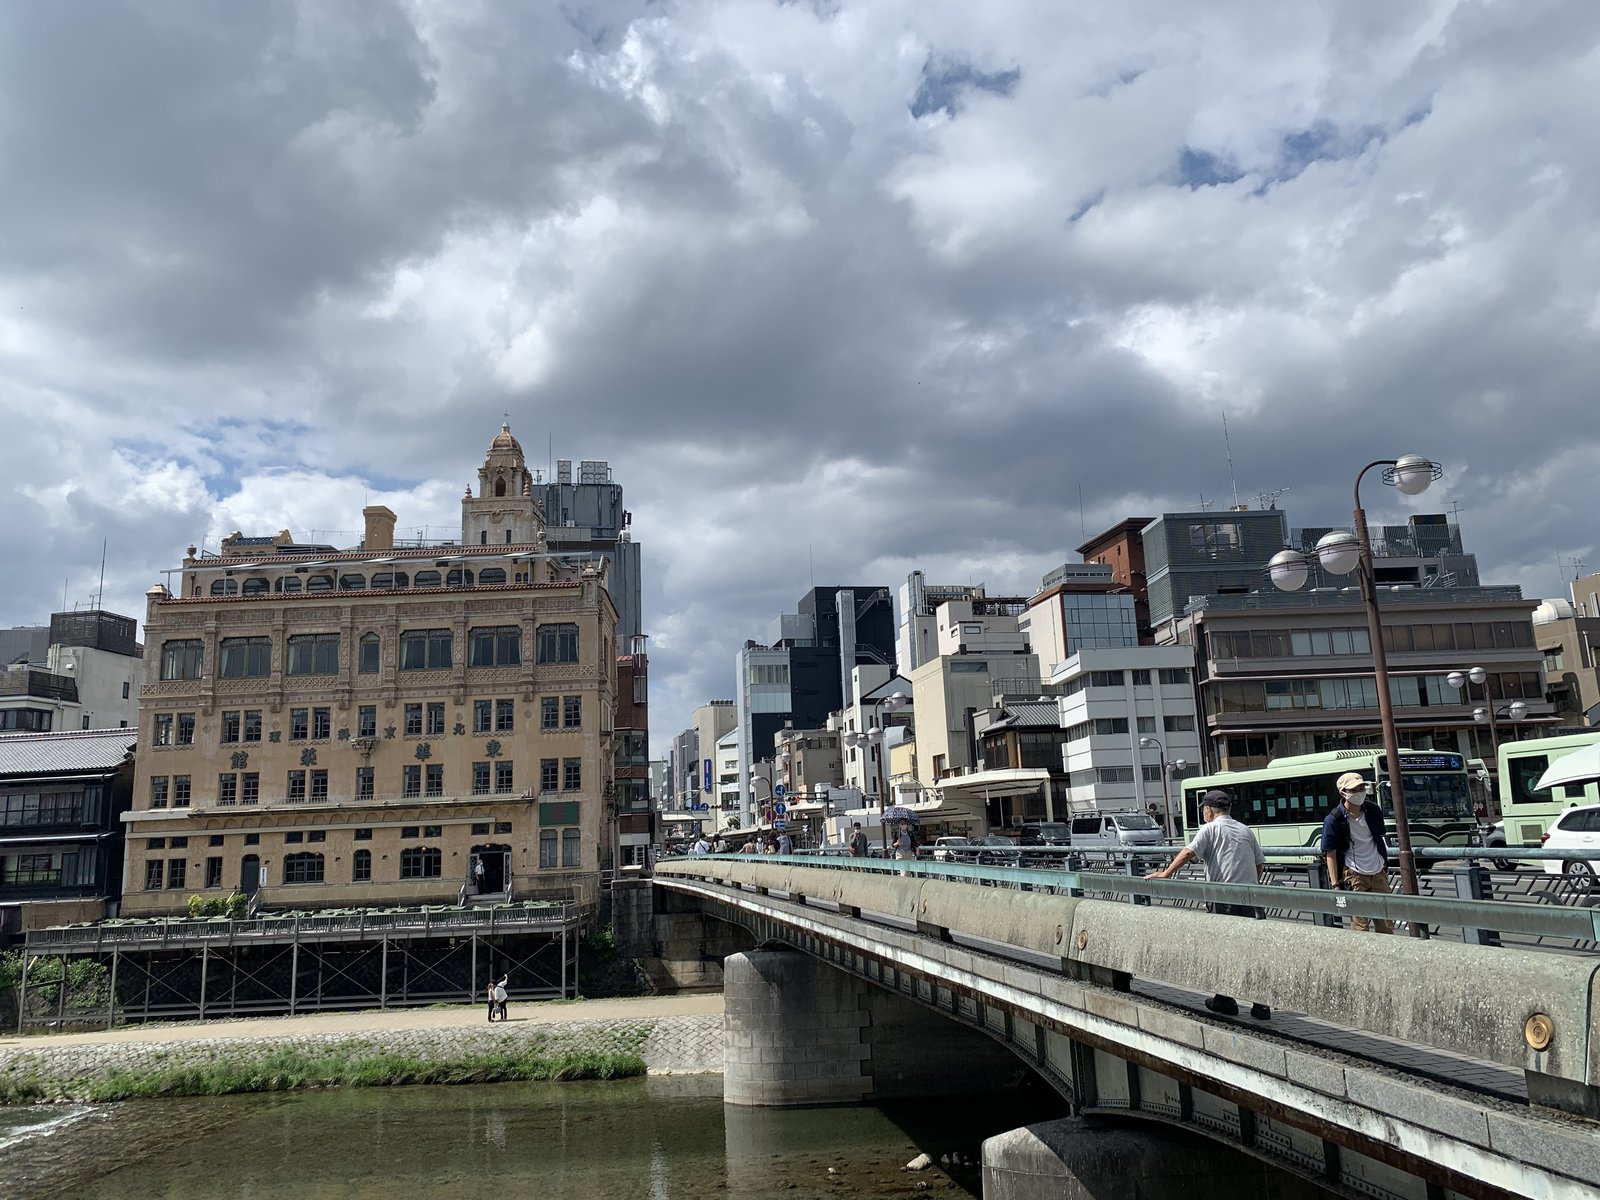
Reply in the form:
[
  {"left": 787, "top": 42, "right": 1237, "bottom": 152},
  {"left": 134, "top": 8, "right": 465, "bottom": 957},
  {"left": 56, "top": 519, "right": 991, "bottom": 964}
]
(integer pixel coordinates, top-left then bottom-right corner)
[
  {"left": 968, "top": 834, "right": 1021, "bottom": 865},
  {"left": 1016, "top": 821, "right": 1071, "bottom": 847},
  {"left": 1540, "top": 805, "right": 1600, "bottom": 880},
  {"left": 1068, "top": 811, "right": 1165, "bottom": 851},
  {"left": 931, "top": 836, "right": 971, "bottom": 862}
]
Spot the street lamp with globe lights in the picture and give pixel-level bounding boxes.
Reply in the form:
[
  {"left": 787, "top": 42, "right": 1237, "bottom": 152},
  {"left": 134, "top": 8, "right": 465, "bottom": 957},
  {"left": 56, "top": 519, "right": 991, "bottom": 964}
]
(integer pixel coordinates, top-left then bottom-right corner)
[
  {"left": 844, "top": 690, "right": 909, "bottom": 851},
  {"left": 1138, "top": 736, "right": 1187, "bottom": 840},
  {"left": 1267, "top": 453, "right": 1444, "bottom": 900},
  {"left": 1445, "top": 667, "right": 1528, "bottom": 780}
]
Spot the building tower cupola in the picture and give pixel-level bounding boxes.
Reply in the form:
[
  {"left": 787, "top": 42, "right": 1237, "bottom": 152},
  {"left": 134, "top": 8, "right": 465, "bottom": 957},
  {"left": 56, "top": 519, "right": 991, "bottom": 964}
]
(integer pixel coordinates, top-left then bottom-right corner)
[{"left": 461, "top": 420, "right": 546, "bottom": 549}]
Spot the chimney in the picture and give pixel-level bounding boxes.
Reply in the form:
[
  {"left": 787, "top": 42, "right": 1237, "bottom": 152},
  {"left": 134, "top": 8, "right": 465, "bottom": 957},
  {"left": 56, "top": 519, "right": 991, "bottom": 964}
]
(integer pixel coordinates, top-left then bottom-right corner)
[{"left": 363, "top": 505, "right": 397, "bottom": 550}]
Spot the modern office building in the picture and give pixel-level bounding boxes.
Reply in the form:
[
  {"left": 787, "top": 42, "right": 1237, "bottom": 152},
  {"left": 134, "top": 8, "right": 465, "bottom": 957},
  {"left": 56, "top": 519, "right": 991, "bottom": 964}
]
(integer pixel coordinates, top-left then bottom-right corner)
[
  {"left": 613, "top": 639, "right": 654, "bottom": 871},
  {"left": 0, "top": 611, "right": 143, "bottom": 734},
  {"left": 896, "top": 573, "right": 993, "bottom": 674},
  {"left": 0, "top": 728, "right": 136, "bottom": 940},
  {"left": 539, "top": 457, "right": 644, "bottom": 646},
  {"left": 1020, "top": 563, "right": 1140, "bottom": 673},
  {"left": 1530, "top": 599, "right": 1600, "bottom": 727},
  {"left": 121, "top": 425, "right": 618, "bottom": 916},
  {"left": 1141, "top": 508, "right": 1291, "bottom": 631},
  {"left": 1078, "top": 517, "right": 1156, "bottom": 643}
]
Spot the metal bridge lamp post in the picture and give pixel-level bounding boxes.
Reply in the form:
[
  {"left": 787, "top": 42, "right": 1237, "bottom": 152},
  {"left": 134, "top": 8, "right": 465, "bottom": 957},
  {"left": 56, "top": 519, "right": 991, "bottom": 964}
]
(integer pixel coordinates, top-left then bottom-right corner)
[
  {"left": 1268, "top": 452, "right": 1443, "bottom": 899},
  {"left": 1138, "top": 736, "right": 1175, "bottom": 841},
  {"left": 873, "top": 692, "right": 910, "bottom": 850},
  {"left": 1446, "top": 666, "right": 1528, "bottom": 770}
]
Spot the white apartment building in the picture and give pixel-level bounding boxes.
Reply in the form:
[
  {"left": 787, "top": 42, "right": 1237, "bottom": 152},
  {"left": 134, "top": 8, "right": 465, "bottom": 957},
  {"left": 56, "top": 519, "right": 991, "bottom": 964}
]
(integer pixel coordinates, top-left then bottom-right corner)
[
  {"left": 0, "top": 611, "right": 143, "bottom": 734},
  {"left": 1053, "top": 645, "right": 1201, "bottom": 822},
  {"left": 832, "top": 665, "right": 906, "bottom": 798},
  {"left": 896, "top": 573, "right": 992, "bottom": 674}
]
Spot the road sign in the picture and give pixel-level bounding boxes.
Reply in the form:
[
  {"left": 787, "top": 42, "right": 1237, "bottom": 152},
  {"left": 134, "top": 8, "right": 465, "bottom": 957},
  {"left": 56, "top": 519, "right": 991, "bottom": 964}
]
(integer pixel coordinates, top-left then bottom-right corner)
[
  {"left": 774, "top": 784, "right": 788, "bottom": 799},
  {"left": 774, "top": 801, "right": 787, "bottom": 816},
  {"left": 774, "top": 819, "right": 786, "bottom": 830}
]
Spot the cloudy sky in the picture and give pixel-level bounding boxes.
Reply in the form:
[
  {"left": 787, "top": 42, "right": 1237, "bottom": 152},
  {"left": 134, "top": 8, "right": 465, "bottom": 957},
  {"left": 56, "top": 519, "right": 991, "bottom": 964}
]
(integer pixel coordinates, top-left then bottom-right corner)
[{"left": 3, "top": 1, "right": 1598, "bottom": 753}]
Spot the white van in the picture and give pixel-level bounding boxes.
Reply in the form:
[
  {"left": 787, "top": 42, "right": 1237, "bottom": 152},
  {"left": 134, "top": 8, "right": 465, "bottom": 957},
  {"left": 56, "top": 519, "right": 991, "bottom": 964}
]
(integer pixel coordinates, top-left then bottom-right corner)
[{"left": 1068, "top": 811, "right": 1165, "bottom": 850}]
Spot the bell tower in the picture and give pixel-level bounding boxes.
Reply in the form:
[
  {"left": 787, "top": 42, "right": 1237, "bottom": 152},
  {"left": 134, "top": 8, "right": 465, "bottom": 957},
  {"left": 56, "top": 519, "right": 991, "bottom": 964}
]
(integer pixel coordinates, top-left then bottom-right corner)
[{"left": 461, "top": 422, "right": 547, "bottom": 548}]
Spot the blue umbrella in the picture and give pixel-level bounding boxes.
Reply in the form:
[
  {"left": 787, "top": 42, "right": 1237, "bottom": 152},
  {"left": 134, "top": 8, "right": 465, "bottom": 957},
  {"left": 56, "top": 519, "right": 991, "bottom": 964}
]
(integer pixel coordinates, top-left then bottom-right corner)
[{"left": 881, "top": 805, "right": 920, "bottom": 824}]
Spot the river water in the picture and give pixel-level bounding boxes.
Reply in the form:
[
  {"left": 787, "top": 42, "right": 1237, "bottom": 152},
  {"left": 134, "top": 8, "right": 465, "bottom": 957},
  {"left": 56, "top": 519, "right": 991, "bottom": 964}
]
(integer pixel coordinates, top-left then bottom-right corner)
[{"left": 0, "top": 1075, "right": 1067, "bottom": 1199}]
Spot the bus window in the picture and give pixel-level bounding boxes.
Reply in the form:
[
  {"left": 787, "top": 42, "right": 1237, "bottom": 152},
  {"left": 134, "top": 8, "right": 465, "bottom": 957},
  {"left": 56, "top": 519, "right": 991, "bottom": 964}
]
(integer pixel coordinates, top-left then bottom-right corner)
[{"left": 1508, "top": 755, "right": 1550, "bottom": 806}]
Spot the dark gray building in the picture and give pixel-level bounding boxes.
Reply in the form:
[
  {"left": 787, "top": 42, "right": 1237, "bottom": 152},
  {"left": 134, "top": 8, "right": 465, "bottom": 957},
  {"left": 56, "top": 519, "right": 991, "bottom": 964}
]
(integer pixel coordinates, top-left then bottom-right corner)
[{"left": 540, "top": 457, "right": 643, "bottom": 645}]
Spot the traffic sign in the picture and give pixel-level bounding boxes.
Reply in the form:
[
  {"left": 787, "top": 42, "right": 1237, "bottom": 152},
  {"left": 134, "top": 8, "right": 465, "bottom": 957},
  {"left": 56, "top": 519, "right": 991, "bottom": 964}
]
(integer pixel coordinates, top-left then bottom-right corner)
[
  {"left": 774, "top": 818, "right": 786, "bottom": 830},
  {"left": 774, "top": 784, "right": 788, "bottom": 799},
  {"left": 774, "top": 801, "right": 787, "bottom": 816}
]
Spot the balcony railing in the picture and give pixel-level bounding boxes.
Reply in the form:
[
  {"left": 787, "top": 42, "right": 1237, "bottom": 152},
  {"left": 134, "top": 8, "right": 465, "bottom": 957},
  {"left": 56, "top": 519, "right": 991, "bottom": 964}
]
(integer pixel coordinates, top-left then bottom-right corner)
[{"left": 188, "top": 787, "right": 574, "bottom": 812}]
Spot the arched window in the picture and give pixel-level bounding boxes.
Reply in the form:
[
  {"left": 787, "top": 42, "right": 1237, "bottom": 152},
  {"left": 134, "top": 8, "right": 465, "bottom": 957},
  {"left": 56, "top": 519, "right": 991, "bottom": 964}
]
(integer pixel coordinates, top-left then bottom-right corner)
[
  {"left": 211, "top": 578, "right": 238, "bottom": 595},
  {"left": 446, "top": 568, "right": 474, "bottom": 587},
  {"left": 241, "top": 577, "right": 269, "bottom": 595},
  {"left": 352, "top": 849, "right": 372, "bottom": 883},
  {"left": 477, "top": 568, "right": 506, "bottom": 585},
  {"left": 282, "top": 853, "right": 325, "bottom": 885},
  {"left": 400, "top": 846, "right": 442, "bottom": 879},
  {"left": 391, "top": 572, "right": 409, "bottom": 589},
  {"left": 305, "top": 574, "right": 334, "bottom": 593},
  {"left": 358, "top": 633, "right": 380, "bottom": 675},
  {"left": 275, "top": 576, "right": 303, "bottom": 593},
  {"left": 339, "top": 574, "right": 366, "bottom": 591},
  {"left": 494, "top": 477, "right": 507, "bottom": 497},
  {"left": 371, "top": 573, "right": 394, "bottom": 590},
  {"left": 413, "top": 570, "right": 441, "bottom": 588}
]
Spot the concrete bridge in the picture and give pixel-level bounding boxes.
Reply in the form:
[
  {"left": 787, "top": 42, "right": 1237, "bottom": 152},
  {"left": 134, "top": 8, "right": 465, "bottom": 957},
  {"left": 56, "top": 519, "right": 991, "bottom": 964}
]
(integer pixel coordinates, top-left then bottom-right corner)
[{"left": 644, "top": 855, "right": 1600, "bottom": 1200}]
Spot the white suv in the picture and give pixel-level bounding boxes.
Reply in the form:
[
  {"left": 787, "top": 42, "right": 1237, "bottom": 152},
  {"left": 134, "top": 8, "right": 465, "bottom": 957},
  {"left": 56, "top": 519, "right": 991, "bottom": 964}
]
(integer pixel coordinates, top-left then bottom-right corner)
[{"left": 1540, "top": 805, "right": 1600, "bottom": 880}]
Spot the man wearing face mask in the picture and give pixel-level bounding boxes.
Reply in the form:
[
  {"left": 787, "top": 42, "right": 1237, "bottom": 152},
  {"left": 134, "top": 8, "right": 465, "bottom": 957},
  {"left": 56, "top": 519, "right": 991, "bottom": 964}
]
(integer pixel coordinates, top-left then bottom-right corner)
[{"left": 1321, "top": 771, "right": 1394, "bottom": 934}]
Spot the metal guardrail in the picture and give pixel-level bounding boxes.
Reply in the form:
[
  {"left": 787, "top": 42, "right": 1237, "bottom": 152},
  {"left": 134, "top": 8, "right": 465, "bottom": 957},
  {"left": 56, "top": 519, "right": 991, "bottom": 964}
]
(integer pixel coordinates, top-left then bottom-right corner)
[
  {"left": 672, "top": 851, "right": 1600, "bottom": 949},
  {"left": 24, "top": 902, "right": 581, "bottom": 951}
]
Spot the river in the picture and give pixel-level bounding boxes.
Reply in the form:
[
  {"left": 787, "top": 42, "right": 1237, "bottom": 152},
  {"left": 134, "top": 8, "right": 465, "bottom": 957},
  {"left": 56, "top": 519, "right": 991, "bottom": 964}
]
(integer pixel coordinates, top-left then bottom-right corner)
[{"left": 0, "top": 1075, "right": 1067, "bottom": 1198}]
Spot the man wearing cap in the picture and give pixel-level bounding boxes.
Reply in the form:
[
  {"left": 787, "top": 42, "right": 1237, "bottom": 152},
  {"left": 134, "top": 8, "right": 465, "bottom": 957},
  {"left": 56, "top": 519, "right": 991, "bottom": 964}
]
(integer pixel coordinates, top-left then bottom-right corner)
[
  {"left": 1145, "top": 789, "right": 1270, "bottom": 1019},
  {"left": 1321, "top": 772, "right": 1393, "bottom": 934}
]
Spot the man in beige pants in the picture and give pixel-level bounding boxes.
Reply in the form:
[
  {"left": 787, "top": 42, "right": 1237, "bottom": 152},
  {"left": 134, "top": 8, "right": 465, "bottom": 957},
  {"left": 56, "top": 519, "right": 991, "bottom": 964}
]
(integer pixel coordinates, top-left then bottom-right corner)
[{"left": 1321, "top": 771, "right": 1394, "bottom": 934}]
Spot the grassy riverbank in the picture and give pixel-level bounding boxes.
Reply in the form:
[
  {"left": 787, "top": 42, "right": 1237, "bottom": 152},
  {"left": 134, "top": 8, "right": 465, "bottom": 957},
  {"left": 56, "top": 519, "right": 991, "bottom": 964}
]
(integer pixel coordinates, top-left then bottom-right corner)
[{"left": 1, "top": 1046, "right": 646, "bottom": 1105}]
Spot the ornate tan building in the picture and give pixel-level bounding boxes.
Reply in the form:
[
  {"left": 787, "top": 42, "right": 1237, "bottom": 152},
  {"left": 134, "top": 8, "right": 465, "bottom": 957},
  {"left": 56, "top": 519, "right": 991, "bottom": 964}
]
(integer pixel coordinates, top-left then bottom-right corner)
[{"left": 122, "top": 425, "right": 617, "bottom": 916}]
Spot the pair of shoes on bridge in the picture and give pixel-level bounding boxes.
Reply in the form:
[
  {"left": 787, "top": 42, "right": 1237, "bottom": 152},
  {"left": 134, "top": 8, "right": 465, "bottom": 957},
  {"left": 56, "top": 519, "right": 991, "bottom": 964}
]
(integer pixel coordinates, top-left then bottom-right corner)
[
  {"left": 1249, "top": 1003, "right": 1271, "bottom": 1020},
  {"left": 1205, "top": 995, "right": 1239, "bottom": 1016}
]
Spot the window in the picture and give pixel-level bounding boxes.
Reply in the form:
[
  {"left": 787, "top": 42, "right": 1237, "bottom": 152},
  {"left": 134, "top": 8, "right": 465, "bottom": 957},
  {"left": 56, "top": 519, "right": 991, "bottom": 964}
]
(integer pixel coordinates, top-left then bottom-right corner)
[
  {"left": 312, "top": 708, "right": 331, "bottom": 740},
  {"left": 244, "top": 833, "right": 259, "bottom": 845},
  {"left": 147, "top": 837, "right": 167, "bottom": 850},
  {"left": 1130, "top": 669, "right": 1151, "bottom": 686},
  {"left": 145, "top": 859, "right": 164, "bottom": 890},
  {"left": 563, "top": 696, "right": 581, "bottom": 728},
  {"left": 356, "top": 767, "right": 374, "bottom": 799},
  {"left": 286, "top": 633, "right": 340, "bottom": 676},
  {"left": 1136, "top": 716, "right": 1156, "bottom": 734},
  {"left": 1092, "top": 718, "right": 1129, "bottom": 735},
  {"left": 425, "top": 764, "right": 444, "bottom": 796},
  {"left": 400, "top": 846, "right": 442, "bottom": 878},
  {"left": 222, "top": 711, "right": 241, "bottom": 743},
  {"left": 371, "top": 572, "right": 407, "bottom": 591},
  {"left": 473, "top": 762, "right": 491, "bottom": 794},
  {"left": 339, "top": 574, "right": 366, "bottom": 591},
  {"left": 424, "top": 824, "right": 442, "bottom": 838},
  {"left": 291, "top": 709, "right": 310, "bottom": 741},
  {"left": 218, "top": 774, "right": 238, "bottom": 806},
  {"left": 242, "top": 577, "right": 269, "bottom": 595},
  {"left": 310, "top": 770, "right": 328, "bottom": 802},
  {"left": 539, "top": 830, "right": 557, "bottom": 868},
  {"left": 172, "top": 776, "right": 191, "bottom": 807},
  {"left": 305, "top": 574, "right": 334, "bottom": 593},
  {"left": 400, "top": 629, "right": 453, "bottom": 670},
  {"left": 563, "top": 759, "right": 582, "bottom": 791},
  {"left": 1096, "top": 766, "right": 1135, "bottom": 783},
  {"left": 206, "top": 857, "right": 223, "bottom": 889},
  {"left": 1164, "top": 715, "right": 1196, "bottom": 732},
  {"left": 122, "top": 681, "right": 130, "bottom": 699},
  {"left": 472, "top": 822, "right": 492, "bottom": 836},
  {"left": 275, "top": 576, "right": 302, "bottom": 594},
  {"left": 160, "top": 640, "right": 203, "bottom": 681},
  {"left": 308, "top": 830, "right": 326, "bottom": 843},
  {"left": 219, "top": 637, "right": 272, "bottom": 678},
  {"left": 209, "top": 835, "right": 224, "bottom": 846},
  {"left": 495, "top": 821, "right": 512, "bottom": 835},
  {"left": 446, "top": 568, "right": 475, "bottom": 588},
  {"left": 949, "top": 660, "right": 989, "bottom": 673},
  {"left": 495, "top": 699, "right": 514, "bottom": 732},
  {"left": 244, "top": 710, "right": 262, "bottom": 742},
  {"left": 401, "top": 826, "right": 419, "bottom": 838},
  {"left": 358, "top": 705, "right": 377, "bottom": 738},
  {"left": 1089, "top": 671, "right": 1125, "bottom": 688},
  {"left": 285, "top": 831, "right": 304, "bottom": 843},
  {"left": 241, "top": 773, "right": 259, "bottom": 805},
  {"left": 211, "top": 578, "right": 238, "bottom": 595},
  {"left": 358, "top": 633, "right": 381, "bottom": 674},
  {"left": 541, "top": 759, "right": 559, "bottom": 792},
  {"left": 495, "top": 761, "right": 515, "bottom": 794},
  {"left": 353, "top": 849, "right": 372, "bottom": 882},
  {"left": 154, "top": 714, "right": 173, "bottom": 746},
  {"left": 1158, "top": 668, "right": 1190, "bottom": 686},
  {"left": 167, "top": 858, "right": 187, "bottom": 889},
  {"left": 354, "top": 828, "right": 373, "bottom": 841},
  {"left": 403, "top": 766, "right": 421, "bottom": 797},
  {"left": 427, "top": 703, "right": 446, "bottom": 736},
  {"left": 288, "top": 771, "right": 307, "bottom": 803},
  {"left": 541, "top": 697, "right": 559, "bottom": 731},
  {"left": 404, "top": 704, "right": 423, "bottom": 736},
  {"left": 176, "top": 714, "right": 196, "bottom": 745},
  {"left": 470, "top": 626, "right": 522, "bottom": 667},
  {"left": 562, "top": 828, "right": 581, "bottom": 868},
  {"left": 283, "top": 853, "right": 325, "bottom": 884},
  {"left": 413, "top": 570, "right": 441, "bottom": 588},
  {"left": 474, "top": 700, "right": 492, "bottom": 733},
  {"left": 536, "top": 623, "right": 579, "bottom": 664}
]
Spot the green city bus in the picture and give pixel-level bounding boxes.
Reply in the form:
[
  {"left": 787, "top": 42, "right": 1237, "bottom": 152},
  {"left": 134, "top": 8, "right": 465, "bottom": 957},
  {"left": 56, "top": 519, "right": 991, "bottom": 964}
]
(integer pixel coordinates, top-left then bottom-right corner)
[
  {"left": 1180, "top": 749, "right": 1480, "bottom": 850},
  {"left": 1496, "top": 731, "right": 1600, "bottom": 846}
]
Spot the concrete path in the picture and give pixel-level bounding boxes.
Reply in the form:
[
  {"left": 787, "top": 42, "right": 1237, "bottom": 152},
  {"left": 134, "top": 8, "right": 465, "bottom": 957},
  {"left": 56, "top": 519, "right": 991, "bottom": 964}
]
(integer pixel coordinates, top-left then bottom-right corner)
[{"left": 0, "top": 992, "right": 724, "bottom": 1051}]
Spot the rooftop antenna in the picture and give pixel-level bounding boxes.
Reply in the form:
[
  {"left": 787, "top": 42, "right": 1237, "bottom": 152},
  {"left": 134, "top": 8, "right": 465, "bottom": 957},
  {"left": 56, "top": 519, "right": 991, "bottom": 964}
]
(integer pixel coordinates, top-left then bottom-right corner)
[
  {"left": 1252, "top": 487, "right": 1290, "bottom": 511},
  {"left": 1078, "top": 484, "right": 1086, "bottom": 539},
  {"left": 1221, "top": 408, "right": 1240, "bottom": 508},
  {"left": 1197, "top": 493, "right": 1213, "bottom": 513},
  {"left": 1446, "top": 500, "right": 1465, "bottom": 524},
  {"left": 96, "top": 538, "right": 107, "bottom": 610}
]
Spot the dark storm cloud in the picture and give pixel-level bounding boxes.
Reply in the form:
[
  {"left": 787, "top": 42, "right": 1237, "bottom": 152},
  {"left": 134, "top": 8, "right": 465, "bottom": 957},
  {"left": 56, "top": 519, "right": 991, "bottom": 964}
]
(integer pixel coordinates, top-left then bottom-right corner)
[{"left": 1, "top": 0, "right": 1599, "bottom": 751}]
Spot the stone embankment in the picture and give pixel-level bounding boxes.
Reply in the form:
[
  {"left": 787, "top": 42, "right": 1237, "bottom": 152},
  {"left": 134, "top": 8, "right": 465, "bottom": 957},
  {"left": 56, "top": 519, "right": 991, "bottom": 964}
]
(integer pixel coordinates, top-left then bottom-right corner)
[{"left": 0, "top": 997, "right": 725, "bottom": 1101}]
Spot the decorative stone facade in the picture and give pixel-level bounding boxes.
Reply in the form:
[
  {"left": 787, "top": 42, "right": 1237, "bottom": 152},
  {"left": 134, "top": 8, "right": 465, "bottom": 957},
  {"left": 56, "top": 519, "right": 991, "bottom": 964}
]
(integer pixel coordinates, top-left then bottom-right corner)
[{"left": 122, "top": 426, "right": 617, "bottom": 916}]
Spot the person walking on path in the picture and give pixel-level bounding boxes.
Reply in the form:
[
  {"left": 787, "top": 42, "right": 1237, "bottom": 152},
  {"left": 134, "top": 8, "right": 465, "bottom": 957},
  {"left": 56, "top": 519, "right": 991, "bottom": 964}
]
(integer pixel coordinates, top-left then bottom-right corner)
[
  {"left": 1321, "top": 772, "right": 1394, "bottom": 934},
  {"left": 474, "top": 858, "right": 485, "bottom": 893},
  {"left": 777, "top": 832, "right": 793, "bottom": 855},
  {"left": 849, "top": 822, "right": 869, "bottom": 858},
  {"left": 690, "top": 834, "right": 710, "bottom": 855},
  {"left": 1145, "top": 789, "right": 1271, "bottom": 1020},
  {"left": 492, "top": 975, "right": 509, "bottom": 1022}
]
